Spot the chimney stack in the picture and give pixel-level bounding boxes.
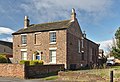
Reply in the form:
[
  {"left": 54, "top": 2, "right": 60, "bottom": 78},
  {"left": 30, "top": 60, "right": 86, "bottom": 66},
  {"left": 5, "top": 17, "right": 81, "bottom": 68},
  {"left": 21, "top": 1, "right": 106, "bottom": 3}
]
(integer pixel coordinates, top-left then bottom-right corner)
[
  {"left": 24, "top": 16, "right": 29, "bottom": 28},
  {"left": 71, "top": 8, "right": 76, "bottom": 21},
  {"left": 83, "top": 31, "right": 86, "bottom": 38}
]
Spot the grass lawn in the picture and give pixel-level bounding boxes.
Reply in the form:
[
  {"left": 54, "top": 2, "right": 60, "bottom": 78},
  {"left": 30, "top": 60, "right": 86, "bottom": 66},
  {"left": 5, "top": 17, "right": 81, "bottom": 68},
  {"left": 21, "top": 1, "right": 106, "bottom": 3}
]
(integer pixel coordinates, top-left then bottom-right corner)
[
  {"left": 41, "top": 75, "right": 58, "bottom": 81},
  {"left": 39, "top": 66, "right": 120, "bottom": 82},
  {"left": 58, "top": 66, "right": 120, "bottom": 82}
]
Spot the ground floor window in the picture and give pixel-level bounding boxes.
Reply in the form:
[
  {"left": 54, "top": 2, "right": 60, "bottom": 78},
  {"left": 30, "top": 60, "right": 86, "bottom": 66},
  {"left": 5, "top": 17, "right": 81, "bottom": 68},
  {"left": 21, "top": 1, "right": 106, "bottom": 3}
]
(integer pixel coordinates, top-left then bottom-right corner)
[
  {"left": 21, "top": 51, "right": 27, "bottom": 60},
  {"left": 50, "top": 50, "right": 56, "bottom": 64}
]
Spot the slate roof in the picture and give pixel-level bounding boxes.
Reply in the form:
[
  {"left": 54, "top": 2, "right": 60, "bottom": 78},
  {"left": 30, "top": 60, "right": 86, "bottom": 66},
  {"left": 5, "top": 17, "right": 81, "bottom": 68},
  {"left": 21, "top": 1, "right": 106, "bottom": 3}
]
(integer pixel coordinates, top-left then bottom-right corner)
[
  {"left": 0, "top": 40, "right": 13, "bottom": 49},
  {"left": 12, "top": 20, "right": 71, "bottom": 35}
]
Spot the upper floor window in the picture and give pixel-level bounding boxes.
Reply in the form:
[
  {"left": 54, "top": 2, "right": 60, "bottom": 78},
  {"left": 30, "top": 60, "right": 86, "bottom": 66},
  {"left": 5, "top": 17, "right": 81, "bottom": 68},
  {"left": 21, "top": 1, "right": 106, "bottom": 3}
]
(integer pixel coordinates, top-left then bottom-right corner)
[
  {"left": 50, "top": 32, "right": 56, "bottom": 43},
  {"left": 34, "top": 32, "right": 41, "bottom": 45},
  {"left": 21, "top": 34, "right": 27, "bottom": 45}
]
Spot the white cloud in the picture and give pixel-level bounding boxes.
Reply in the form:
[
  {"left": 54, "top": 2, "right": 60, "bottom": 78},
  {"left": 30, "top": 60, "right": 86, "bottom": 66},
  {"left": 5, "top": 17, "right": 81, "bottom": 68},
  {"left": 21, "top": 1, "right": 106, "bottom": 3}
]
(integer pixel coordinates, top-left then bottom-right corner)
[
  {"left": 98, "top": 39, "right": 113, "bottom": 51},
  {"left": 0, "top": 37, "right": 13, "bottom": 42},
  {"left": 20, "top": 0, "right": 113, "bottom": 23},
  {"left": 0, "top": 27, "right": 15, "bottom": 34}
]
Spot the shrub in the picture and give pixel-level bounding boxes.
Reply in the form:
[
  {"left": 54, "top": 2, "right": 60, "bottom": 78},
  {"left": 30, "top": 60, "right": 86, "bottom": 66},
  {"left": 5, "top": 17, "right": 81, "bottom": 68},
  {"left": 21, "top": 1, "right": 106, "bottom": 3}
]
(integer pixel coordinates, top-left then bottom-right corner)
[
  {"left": 20, "top": 60, "right": 44, "bottom": 65},
  {"left": 20, "top": 60, "right": 30, "bottom": 65},
  {"left": 30, "top": 60, "right": 44, "bottom": 65},
  {"left": 0, "top": 55, "right": 7, "bottom": 63}
]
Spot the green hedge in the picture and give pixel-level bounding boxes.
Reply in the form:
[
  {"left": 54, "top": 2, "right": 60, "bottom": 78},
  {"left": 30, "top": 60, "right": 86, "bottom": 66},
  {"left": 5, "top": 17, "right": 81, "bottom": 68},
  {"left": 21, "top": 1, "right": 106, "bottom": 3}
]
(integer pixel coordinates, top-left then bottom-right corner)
[
  {"left": 20, "top": 60, "right": 30, "bottom": 65},
  {"left": 20, "top": 60, "right": 44, "bottom": 65}
]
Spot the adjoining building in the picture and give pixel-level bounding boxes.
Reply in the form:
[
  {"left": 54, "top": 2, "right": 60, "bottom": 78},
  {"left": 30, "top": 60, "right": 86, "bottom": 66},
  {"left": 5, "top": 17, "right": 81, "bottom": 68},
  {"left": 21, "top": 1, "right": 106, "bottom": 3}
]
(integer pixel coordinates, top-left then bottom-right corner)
[
  {"left": 0, "top": 40, "right": 13, "bottom": 58},
  {"left": 12, "top": 9, "right": 99, "bottom": 69}
]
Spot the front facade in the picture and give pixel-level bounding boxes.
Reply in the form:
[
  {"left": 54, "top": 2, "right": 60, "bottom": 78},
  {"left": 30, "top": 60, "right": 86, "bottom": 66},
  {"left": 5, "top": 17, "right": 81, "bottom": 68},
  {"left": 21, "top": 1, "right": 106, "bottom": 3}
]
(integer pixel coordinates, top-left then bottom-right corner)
[{"left": 12, "top": 9, "right": 99, "bottom": 69}]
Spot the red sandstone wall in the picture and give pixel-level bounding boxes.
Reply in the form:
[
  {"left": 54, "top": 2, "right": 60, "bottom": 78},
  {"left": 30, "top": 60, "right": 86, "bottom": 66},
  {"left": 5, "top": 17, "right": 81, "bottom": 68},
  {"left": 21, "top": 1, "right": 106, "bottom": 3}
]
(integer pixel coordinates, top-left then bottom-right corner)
[
  {"left": 26, "top": 64, "right": 64, "bottom": 78},
  {"left": 0, "top": 64, "right": 64, "bottom": 79},
  {"left": 0, "top": 64, "right": 25, "bottom": 79}
]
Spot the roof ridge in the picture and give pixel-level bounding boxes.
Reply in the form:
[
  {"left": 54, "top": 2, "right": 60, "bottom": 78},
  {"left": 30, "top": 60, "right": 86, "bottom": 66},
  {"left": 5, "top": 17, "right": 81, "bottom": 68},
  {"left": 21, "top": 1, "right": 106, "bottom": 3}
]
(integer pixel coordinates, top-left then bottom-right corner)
[
  {"left": 29, "top": 19, "right": 71, "bottom": 26},
  {"left": 13, "top": 19, "right": 72, "bottom": 35},
  {"left": 0, "top": 40, "right": 12, "bottom": 43}
]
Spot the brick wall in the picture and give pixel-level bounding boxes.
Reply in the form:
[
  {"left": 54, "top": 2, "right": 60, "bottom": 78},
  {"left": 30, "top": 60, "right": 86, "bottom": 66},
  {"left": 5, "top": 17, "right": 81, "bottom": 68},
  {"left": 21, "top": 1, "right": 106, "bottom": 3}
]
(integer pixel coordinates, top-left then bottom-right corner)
[
  {"left": 66, "top": 20, "right": 83, "bottom": 69},
  {"left": 58, "top": 71, "right": 105, "bottom": 81},
  {"left": 66, "top": 20, "right": 99, "bottom": 69},
  {"left": 0, "top": 64, "right": 25, "bottom": 78},
  {"left": 0, "top": 64, "right": 64, "bottom": 79},
  {"left": 26, "top": 64, "right": 64, "bottom": 78}
]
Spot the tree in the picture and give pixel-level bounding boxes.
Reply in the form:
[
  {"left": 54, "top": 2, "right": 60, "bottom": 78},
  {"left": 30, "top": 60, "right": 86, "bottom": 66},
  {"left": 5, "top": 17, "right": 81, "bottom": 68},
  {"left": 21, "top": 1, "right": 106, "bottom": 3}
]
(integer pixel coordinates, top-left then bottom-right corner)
[
  {"left": 0, "top": 54, "right": 7, "bottom": 63},
  {"left": 112, "top": 27, "right": 120, "bottom": 58}
]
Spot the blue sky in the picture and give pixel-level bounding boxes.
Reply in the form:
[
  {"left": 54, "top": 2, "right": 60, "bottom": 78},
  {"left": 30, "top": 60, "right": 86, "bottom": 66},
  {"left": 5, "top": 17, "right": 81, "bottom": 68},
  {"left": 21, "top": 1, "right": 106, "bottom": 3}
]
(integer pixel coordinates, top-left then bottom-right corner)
[{"left": 0, "top": 0, "right": 120, "bottom": 52}]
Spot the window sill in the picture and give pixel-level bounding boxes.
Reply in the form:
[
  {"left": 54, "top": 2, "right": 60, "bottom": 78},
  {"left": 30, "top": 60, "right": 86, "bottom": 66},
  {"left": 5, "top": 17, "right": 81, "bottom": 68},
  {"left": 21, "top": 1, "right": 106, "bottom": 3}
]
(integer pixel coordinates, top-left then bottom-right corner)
[
  {"left": 21, "top": 44, "right": 27, "bottom": 46},
  {"left": 49, "top": 62, "right": 56, "bottom": 64},
  {"left": 49, "top": 42, "right": 56, "bottom": 45},
  {"left": 34, "top": 44, "right": 40, "bottom": 46}
]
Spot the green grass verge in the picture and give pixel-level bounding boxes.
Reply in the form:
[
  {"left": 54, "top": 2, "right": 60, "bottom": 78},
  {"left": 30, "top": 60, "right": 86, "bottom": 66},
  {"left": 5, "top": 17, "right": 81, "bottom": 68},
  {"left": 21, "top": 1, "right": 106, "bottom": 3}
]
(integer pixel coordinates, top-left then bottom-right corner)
[{"left": 43, "top": 76, "right": 58, "bottom": 80}]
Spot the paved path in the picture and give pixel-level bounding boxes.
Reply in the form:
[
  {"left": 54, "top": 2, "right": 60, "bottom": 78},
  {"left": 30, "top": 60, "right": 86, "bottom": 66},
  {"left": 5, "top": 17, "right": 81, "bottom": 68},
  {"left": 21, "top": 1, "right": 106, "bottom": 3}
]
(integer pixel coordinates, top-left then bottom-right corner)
[
  {"left": 0, "top": 77, "right": 48, "bottom": 82},
  {"left": 0, "top": 77, "right": 66, "bottom": 82}
]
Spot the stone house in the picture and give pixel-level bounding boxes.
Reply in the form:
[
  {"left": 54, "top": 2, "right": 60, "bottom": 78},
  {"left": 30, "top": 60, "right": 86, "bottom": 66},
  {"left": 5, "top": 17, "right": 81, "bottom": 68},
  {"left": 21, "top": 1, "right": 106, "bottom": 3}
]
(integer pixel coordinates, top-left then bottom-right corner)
[
  {"left": 0, "top": 40, "right": 13, "bottom": 58},
  {"left": 12, "top": 9, "right": 99, "bottom": 69}
]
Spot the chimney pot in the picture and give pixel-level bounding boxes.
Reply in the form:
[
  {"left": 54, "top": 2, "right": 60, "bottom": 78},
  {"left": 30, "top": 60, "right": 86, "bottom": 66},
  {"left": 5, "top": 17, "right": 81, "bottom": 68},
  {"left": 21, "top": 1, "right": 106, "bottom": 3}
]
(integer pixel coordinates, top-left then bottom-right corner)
[
  {"left": 24, "top": 16, "right": 29, "bottom": 28},
  {"left": 71, "top": 8, "right": 76, "bottom": 21},
  {"left": 83, "top": 31, "right": 86, "bottom": 38},
  {"left": 25, "top": 16, "right": 28, "bottom": 20}
]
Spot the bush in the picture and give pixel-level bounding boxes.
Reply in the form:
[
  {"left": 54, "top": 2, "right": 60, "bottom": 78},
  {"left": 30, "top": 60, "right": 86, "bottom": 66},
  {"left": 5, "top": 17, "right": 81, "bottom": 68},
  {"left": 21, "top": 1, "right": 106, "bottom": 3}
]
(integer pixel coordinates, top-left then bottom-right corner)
[
  {"left": 20, "top": 60, "right": 44, "bottom": 65},
  {"left": 30, "top": 60, "right": 44, "bottom": 65},
  {"left": 0, "top": 55, "right": 7, "bottom": 63},
  {"left": 20, "top": 60, "right": 30, "bottom": 65}
]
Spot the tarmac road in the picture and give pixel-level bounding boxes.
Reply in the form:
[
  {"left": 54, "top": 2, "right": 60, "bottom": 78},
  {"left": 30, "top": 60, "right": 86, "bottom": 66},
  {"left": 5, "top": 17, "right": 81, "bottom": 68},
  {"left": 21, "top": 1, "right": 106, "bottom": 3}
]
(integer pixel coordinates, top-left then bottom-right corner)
[{"left": 0, "top": 77, "right": 52, "bottom": 82}]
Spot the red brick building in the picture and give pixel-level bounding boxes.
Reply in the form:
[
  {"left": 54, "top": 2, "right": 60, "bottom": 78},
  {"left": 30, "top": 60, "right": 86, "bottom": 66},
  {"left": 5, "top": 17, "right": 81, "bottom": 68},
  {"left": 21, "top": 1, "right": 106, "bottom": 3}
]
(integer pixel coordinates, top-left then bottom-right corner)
[{"left": 12, "top": 9, "right": 99, "bottom": 69}]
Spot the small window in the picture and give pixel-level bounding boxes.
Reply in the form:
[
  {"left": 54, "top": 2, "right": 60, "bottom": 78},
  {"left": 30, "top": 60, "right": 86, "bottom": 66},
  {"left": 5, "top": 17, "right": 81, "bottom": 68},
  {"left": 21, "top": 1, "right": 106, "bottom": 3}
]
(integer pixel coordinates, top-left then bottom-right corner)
[
  {"left": 21, "top": 35, "right": 27, "bottom": 45},
  {"left": 50, "top": 32, "right": 56, "bottom": 43},
  {"left": 78, "top": 40, "right": 80, "bottom": 53}
]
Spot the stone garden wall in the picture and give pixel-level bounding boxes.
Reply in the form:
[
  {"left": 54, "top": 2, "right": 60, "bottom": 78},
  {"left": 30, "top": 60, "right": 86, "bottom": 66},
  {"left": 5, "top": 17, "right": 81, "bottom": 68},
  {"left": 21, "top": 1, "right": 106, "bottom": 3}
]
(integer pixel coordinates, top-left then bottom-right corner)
[
  {"left": 0, "top": 64, "right": 64, "bottom": 79},
  {"left": 0, "top": 64, "right": 25, "bottom": 78}
]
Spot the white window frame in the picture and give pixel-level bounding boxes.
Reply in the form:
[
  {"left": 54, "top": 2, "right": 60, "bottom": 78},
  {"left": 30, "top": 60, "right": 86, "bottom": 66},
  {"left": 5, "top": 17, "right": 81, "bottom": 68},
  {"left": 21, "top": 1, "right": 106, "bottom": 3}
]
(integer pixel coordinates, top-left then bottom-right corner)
[
  {"left": 21, "top": 34, "right": 27, "bottom": 45},
  {"left": 21, "top": 49, "right": 27, "bottom": 60},
  {"left": 34, "top": 32, "right": 41, "bottom": 44},
  {"left": 49, "top": 47, "right": 57, "bottom": 64},
  {"left": 21, "top": 51, "right": 27, "bottom": 60},
  {"left": 49, "top": 50, "right": 56, "bottom": 64},
  {"left": 49, "top": 31, "right": 56, "bottom": 44}
]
